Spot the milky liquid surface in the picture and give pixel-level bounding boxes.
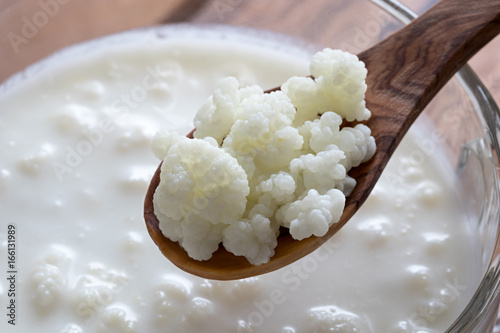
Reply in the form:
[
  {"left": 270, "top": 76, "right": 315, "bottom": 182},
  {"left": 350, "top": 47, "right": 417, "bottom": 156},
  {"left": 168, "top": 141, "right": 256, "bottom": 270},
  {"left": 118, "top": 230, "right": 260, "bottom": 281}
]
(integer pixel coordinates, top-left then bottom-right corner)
[{"left": 0, "top": 25, "right": 480, "bottom": 333}]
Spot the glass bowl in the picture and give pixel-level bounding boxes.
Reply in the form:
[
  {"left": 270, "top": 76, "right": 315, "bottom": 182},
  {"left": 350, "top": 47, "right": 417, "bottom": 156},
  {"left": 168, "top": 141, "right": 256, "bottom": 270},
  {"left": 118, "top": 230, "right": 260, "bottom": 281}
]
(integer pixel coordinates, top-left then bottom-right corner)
[{"left": 1, "top": 0, "right": 499, "bottom": 332}]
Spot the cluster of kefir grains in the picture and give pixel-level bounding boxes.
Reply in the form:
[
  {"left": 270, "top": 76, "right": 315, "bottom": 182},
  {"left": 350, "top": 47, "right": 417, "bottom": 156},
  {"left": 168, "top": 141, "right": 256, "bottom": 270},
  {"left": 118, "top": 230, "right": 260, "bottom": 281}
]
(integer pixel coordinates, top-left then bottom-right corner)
[{"left": 152, "top": 48, "right": 376, "bottom": 265}]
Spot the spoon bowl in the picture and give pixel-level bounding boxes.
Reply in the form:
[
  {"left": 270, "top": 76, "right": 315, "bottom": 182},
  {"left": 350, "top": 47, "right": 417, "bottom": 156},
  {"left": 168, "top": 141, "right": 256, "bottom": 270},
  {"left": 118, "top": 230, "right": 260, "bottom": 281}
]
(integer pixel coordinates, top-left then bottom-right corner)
[{"left": 145, "top": 0, "right": 500, "bottom": 280}]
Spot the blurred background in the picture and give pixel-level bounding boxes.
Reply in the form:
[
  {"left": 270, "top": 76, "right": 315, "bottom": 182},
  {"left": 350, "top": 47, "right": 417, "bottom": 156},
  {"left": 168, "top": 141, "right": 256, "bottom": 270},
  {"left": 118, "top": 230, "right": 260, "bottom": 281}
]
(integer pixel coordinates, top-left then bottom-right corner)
[{"left": 0, "top": 0, "right": 498, "bottom": 110}]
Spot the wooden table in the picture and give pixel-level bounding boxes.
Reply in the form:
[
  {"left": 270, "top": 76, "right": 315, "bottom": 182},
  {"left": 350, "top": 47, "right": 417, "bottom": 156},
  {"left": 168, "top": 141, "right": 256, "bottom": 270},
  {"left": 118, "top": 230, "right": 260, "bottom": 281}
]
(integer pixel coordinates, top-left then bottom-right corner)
[{"left": 0, "top": 0, "right": 498, "bottom": 109}]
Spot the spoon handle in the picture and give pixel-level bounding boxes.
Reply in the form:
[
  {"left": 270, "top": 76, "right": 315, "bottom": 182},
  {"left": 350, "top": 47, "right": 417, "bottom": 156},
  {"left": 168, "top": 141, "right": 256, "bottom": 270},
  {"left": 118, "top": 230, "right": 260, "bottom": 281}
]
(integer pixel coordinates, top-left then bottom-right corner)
[
  {"left": 347, "top": 0, "right": 500, "bottom": 207},
  {"left": 361, "top": 0, "right": 500, "bottom": 149}
]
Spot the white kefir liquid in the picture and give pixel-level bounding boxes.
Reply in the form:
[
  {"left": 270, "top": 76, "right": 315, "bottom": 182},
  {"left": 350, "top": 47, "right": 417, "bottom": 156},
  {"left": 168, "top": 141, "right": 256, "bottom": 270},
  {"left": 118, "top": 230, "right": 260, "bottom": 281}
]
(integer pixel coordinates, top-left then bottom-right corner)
[{"left": 0, "top": 26, "right": 480, "bottom": 332}]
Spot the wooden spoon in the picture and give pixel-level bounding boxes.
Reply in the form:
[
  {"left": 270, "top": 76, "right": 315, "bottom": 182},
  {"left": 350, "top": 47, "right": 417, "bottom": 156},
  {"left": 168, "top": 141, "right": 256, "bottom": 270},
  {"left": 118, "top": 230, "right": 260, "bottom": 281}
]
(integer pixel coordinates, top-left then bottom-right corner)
[{"left": 144, "top": 0, "right": 500, "bottom": 280}]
